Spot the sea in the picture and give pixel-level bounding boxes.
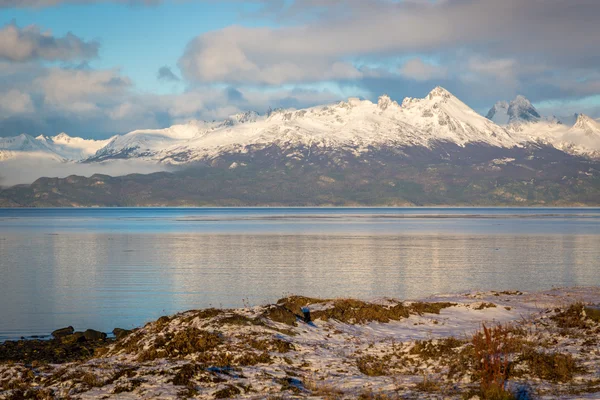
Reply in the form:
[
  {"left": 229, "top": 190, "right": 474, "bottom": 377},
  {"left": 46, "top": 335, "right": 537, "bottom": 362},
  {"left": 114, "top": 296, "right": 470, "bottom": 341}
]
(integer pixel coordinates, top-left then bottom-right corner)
[{"left": 1, "top": 207, "right": 599, "bottom": 341}]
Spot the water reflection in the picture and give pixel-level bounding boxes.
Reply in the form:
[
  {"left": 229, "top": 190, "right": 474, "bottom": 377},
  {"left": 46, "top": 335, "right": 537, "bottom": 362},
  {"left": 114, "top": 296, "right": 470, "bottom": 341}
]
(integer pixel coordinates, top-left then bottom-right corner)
[{"left": 1, "top": 230, "right": 599, "bottom": 340}]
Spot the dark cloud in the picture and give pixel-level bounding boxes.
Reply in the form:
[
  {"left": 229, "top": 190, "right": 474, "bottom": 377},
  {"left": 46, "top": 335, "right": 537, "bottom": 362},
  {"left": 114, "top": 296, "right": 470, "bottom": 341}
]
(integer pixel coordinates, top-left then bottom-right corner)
[
  {"left": 157, "top": 66, "right": 180, "bottom": 82},
  {"left": 0, "top": 22, "right": 99, "bottom": 62},
  {"left": 225, "top": 87, "right": 245, "bottom": 102}
]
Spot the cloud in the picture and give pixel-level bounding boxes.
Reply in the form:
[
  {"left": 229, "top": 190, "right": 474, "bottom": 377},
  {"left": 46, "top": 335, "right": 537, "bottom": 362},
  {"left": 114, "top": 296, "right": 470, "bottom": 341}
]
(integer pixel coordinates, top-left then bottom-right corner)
[
  {"left": 157, "top": 66, "right": 180, "bottom": 82},
  {"left": 2, "top": 0, "right": 600, "bottom": 138},
  {"left": 179, "top": 25, "right": 365, "bottom": 85},
  {"left": 399, "top": 58, "right": 447, "bottom": 82},
  {"left": 178, "top": 0, "right": 600, "bottom": 90},
  {"left": 0, "top": 90, "right": 35, "bottom": 114},
  {"left": 0, "top": 57, "right": 344, "bottom": 137},
  {"left": 0, "top": 156, "right": 170, "bottom": 186},
  {"left": 0, "top": 22, "right": 99, "bottom": 62},
  {"left": 35, "top": 67, "right": 132, "bottom": 115}
]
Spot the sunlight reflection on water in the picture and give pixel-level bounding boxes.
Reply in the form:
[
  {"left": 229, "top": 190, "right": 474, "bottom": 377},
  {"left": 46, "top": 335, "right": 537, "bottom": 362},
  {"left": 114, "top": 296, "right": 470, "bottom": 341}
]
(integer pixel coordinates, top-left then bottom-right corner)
[{"left": 1, "top": 208, "right": 599, "bottom": 340}]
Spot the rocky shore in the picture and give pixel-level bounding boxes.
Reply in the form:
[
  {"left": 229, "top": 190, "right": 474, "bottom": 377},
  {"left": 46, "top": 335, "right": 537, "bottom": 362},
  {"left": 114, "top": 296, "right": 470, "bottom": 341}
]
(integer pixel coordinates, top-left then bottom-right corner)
[{"left": 1, "top": 287, "right": 600, "bottom": 399}]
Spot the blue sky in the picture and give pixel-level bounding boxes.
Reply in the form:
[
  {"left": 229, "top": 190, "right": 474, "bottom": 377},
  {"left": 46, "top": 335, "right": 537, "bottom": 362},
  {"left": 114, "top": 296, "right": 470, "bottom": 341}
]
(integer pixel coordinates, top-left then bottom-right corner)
[
  {"left": 0, "top": 0, "right": 599, "bottom": 138},
  {"left": 0, "top": 2, "right": 268, "bottom": 93}
]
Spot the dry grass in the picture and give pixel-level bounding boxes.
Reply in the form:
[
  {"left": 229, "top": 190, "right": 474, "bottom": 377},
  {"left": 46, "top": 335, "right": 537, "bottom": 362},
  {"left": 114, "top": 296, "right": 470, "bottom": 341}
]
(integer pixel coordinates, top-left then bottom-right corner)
[
  {"left": 410, "top": 301, "right": 456, "bottom": 315},
  {"left": 213, "top": 384, "right": 241, "bottom": 399},
  {"left": 551, "top": 303, "right": 589, "bottom": 329},
  {"left": 303, "top": 377, "right": 345, "bottom": 399},
  {"left": 356, "top": 355, "right": 389, "bottom": 376},
  {"left": 409, "top": 337, "right": 465, "bottom": 361},
  {"left": 265, "top": 296, "right": 455, "bottom": 326},
  {"left": 415, "top": 376, "right": 441, "bottom": 393},
  {"left": 80, "top": 372, "right": 104, "bottom": 388},
  {"left": 136, "top": 327, "right": 222, "bottom": 361},
  {"left": 474, "top": 302, "right": 498, "bottom": 310},
  {"left": 172, "top": 363, "right": 202, "bottom": 386},
  {"left": 517, "top": 348, "right": 580, "bottom": 383}
]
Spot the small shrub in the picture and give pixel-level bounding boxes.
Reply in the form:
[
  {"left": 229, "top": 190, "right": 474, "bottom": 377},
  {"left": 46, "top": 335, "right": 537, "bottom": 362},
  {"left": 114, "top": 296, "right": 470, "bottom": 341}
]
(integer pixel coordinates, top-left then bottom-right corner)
[
  {"left": 172, "top": 363, "right": 202, "bottom": 386},
  {"left": 415, "top": 376, "right": 441, "bottom": 393},
  {"left": 166, "top": 328, "right": 221, "bottom": 357},
  {"left": 214, "top": 384, "right": 241, "bottom": 399},
  {"left": 410, "top": 302, "right": 456, "bottom": 315},
  {"left": 551, "top": 303, "right": 588, "bottom": 329},
  {"left": 517, "top": 348, "right": 579, "bottom": 382},
  {"left": 234, "top": 350, "right": 272, "bottom": 366},
  {"left": 475, "top": 302, "right": 498, "bottom": 310},
  {"left": 81, "top": 372, "right": 103, "bottom": 388},
  {"left": 410, "top": 337, "right": 465, "bottom": 360},
  {"left": 356, "top": 355, "right": 388, "bottom": 376}
]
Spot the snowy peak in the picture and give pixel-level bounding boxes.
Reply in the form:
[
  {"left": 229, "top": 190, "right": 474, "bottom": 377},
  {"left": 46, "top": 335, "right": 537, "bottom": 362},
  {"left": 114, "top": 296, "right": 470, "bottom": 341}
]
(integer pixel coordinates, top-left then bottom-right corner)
[
  {"left": 486, "top": 95, "right": 541, "bottom": 125},
  {"left": 508, "top": 95, "right": 541, "bottom": 123},
  {"left": 222, "top": 111, "right": 260, "bottom": 126},
  {"left": 571, "top": 114, "right": 600, "bottom": 136},
  {"left": 52, "top": 132, "right": 74, "bottom": 143},
  {"left": 427, "top": 86, "right": 453, "bottom": 100},
  {"left": 377, "top": 94, "right": 399, "bottom": 111},
  {"left": 0, "top": 134, "right": 48, "bottom": 152},
  {"left": 485, "top": 101, "right": 509, "bottom": 125}
]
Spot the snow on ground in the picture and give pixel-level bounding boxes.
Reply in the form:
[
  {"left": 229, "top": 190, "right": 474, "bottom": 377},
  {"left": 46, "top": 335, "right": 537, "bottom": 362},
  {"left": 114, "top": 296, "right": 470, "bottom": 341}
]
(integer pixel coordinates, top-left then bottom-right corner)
[{"left": 1, "top": 287, "right": 600, "bottom": 399}]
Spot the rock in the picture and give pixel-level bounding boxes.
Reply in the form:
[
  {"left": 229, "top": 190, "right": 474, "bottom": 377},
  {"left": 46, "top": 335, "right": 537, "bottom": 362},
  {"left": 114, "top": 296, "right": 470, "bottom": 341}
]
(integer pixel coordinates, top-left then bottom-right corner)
[
  {"left": 61, "top": 331, "right": 86, "bottom": 345},
  {"left": 112, "top": 328, "right": 132, "bottom": 340},
  {"left": 83, "top": 329, "right": 107, "bottom": 341},
  {"left": 51, "top": 326, "right": 74, "bottom": 339},
  {"left": 584, "top": 305, "right": 600, "bottom": 322}
]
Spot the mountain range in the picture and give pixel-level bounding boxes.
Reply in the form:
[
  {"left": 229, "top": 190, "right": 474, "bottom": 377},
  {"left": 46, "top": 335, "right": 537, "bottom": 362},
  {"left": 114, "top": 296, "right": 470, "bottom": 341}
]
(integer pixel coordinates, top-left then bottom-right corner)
[{"left": 1, "top": 87, "right": 600, "bottom": 206}]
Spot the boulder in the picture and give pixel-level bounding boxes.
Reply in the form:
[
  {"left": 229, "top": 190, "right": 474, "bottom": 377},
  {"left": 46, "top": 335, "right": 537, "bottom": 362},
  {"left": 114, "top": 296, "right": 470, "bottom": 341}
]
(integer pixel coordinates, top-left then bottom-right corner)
[
  {"left": 51, "top": 326, "right": 74, "bottom": 339},
  {"left": 61, "top": 331, "right": 86, "bottom": 345},
  {"left": 83, "top": 329, "right": 107, "bottom": 341},
  {"left": 112, "top": 328, "right": 132, "bottom": 340}
]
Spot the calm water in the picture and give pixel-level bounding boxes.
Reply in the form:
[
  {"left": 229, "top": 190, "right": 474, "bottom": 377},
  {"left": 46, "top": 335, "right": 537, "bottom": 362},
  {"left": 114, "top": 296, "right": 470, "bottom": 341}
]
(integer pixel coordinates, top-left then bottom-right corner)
[{"left": 1, "top": 208, "right": 599, "bottom": 341}]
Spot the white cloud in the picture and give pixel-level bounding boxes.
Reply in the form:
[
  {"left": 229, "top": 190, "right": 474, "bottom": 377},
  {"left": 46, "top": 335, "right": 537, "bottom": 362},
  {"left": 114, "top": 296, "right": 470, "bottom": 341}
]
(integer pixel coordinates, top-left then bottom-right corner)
[
  {"left": 399, "top": 58, "right": 447, "bottom": 81},
  {"left": 0, "top": 90, "right": 34, "bottom": 114},
  {"left": 0, "top": 156, "right": 170, "bottom": 186},
  {"left": 35, "top": 67, "right": 131, "bottom": 113}
]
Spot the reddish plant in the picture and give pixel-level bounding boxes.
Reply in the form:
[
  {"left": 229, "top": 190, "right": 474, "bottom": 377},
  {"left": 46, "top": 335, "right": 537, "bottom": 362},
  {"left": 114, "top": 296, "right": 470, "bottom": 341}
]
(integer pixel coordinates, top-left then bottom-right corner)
[{"left": 472, "top": 323, "right": 515, "bottom": 396}]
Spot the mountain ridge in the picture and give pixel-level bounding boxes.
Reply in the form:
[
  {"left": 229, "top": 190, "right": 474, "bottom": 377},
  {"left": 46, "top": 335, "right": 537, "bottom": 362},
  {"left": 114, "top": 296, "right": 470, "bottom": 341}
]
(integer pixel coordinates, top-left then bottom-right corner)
[
  {"left": 2, "top": 87, "right": 600, "bottom": 166},
  {"left": 1, "top": 86, "right": 600, "bottom": 207}
]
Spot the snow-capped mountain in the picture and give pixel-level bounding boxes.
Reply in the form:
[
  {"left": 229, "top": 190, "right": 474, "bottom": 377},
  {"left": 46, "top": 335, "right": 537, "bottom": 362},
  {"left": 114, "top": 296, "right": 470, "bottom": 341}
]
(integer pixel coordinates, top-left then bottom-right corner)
[
  {"left": 497, "top": 113, "right": 600, "bottom": 158},
  {"left": 486, "top": 95, "right": 541, "bottom": 125},
  {"left": 485, "top": 101, "right": 510, "bottom": 125},
  {"left": 485, "top": 95, "right": 600, "bottom": 157},
  {"left": 0, "top": 133, "right": 112, "bottom": 162},
  {"left": 572, "top": 113, "right": 600, "bottom": 135},
  {"left": 88, "top": 87, "right": 521, "bottom": 165},
  {"left": 91, "top": 113, "right": 259, "bottom": 162},
  {"left": 2, "top": 87, "right": 600, "bottom": 168}
]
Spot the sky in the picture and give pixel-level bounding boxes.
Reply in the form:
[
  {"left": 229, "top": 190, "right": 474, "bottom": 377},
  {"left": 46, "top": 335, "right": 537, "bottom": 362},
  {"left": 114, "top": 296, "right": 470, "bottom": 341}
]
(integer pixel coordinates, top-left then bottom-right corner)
[{"left": 0, "top": 0, "right": 599, "bottom": 139}]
